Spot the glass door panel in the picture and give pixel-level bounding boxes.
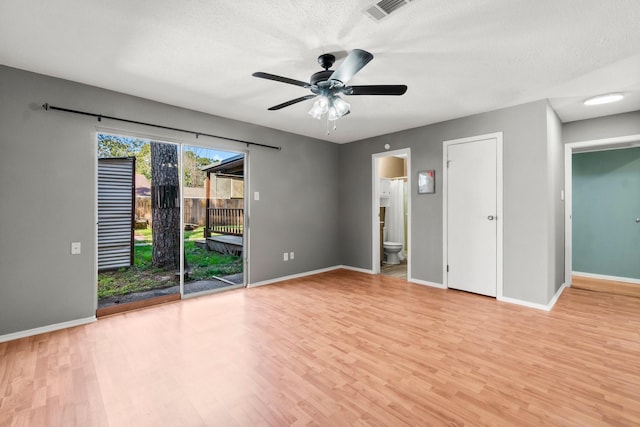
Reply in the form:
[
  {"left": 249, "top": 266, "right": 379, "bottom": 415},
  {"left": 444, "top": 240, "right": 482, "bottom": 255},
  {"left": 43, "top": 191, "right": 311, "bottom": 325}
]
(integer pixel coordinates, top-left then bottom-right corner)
[
  {"left": 97, "top": 135, "right": 181, "bottom": 311},
  {"left": 182, "top": 145, "right": 244, "bottom": 296}
]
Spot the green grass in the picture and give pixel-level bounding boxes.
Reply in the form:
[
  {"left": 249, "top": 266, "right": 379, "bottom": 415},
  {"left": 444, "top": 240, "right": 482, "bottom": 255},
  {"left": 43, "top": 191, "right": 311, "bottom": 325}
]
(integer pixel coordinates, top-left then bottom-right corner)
[
  {"left": 135, "top": 227, "right": 152, "bottom": 242},
  {"left": 97, "top": 265, "right": 173, "bottom": 299},
  {"left": 98, "top": 226, "right": 242, "bottom": 299},
  {"left": 134, "top": 225, "right": 207, "bottom": 243},
  {"left": 184, "top": 240, "right": 241, "bottom": 281}
]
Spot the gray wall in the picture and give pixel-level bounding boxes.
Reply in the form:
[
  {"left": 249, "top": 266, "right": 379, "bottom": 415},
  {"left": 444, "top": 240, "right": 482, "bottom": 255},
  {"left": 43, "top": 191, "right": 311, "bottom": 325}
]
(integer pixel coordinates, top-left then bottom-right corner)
[
  {"left": 339, "top": 100, "right": 557, "bottom": 305},
  {"left": 546, "top": 105, "right": 565, "bottom": 299},
  {"left": 0, "top": 65, "right": 340, "bottom": 336},
  {"left": 563, "top": 111, "right": 640, "bottom": 143}
]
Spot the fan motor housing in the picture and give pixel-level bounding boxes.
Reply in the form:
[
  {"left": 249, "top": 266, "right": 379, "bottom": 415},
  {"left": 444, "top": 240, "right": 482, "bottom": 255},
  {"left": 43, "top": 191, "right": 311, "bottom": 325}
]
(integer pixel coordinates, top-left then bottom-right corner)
[{"left": 310, "top": 70, "right": 334, "bottom": 86}]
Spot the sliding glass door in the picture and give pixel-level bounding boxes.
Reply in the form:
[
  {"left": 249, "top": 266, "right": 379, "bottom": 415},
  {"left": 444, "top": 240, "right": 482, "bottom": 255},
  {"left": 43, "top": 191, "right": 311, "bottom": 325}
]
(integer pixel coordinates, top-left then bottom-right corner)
[{"left": 97, "top": 134, "right": 246, "bottom": 313}]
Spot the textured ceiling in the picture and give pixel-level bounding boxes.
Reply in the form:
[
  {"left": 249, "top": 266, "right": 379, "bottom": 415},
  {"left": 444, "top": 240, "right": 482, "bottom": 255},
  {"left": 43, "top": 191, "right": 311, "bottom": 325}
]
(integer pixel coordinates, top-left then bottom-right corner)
[{"left": 1, "top": 0, "right": 639, "bottom": 143}]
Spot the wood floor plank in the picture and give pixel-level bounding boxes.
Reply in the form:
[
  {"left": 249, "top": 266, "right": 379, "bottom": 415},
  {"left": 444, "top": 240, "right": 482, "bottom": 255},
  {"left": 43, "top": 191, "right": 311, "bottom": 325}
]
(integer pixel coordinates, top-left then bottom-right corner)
[
  {"left": 572, "top": 274, "right": 640, "bottom": 298},
  {"left": 2, "top": 269, "right": 640, "bottom": 426}
]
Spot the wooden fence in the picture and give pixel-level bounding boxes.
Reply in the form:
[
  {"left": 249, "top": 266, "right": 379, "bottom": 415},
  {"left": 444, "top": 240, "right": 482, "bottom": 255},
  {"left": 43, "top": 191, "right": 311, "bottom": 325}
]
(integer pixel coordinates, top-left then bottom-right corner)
[
  {"left": 184, "top": 199, "right": 207, "bottom": 226},
  {"left": 136, "top": 197, "right": 208, "bottom": 226}
]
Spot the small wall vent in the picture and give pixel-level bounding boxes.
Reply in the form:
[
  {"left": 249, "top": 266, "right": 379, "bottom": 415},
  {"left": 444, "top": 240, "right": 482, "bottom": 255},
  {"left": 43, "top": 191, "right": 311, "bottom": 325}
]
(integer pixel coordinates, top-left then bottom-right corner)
[{"left": 364, "top": 0, "right": 414, "bottom": 22}]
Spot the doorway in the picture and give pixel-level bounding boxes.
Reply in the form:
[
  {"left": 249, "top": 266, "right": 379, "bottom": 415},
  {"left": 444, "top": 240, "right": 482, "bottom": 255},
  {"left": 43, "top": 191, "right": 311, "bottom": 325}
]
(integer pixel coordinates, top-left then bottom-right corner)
[
  {"left": 372, "top": 148, "right": 411, "bottom": 279},
  {"left": 564, "top": 134, "right": 640, "bottom": 292},
  {"left": 443, "top": 133, "right": 503, "bottom": 297},
  {"left": 96, "top": 133, "right": 246, "bottom": 315}
]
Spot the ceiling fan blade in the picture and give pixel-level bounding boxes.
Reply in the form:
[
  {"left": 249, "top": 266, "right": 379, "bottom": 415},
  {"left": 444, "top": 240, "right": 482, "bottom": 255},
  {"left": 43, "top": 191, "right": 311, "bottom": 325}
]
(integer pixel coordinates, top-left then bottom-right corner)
[
  {"left": 346, "top": 85, "right": 408, "bottom": 96},
  {"left": 268, "top": 95, "right": 317, "bottom": 111},
  {"left": 252, "top": 72, "right": 310, "bottom": 88},
  {"left": 329, "top": 49, "right": 374, "bottom": 84}
]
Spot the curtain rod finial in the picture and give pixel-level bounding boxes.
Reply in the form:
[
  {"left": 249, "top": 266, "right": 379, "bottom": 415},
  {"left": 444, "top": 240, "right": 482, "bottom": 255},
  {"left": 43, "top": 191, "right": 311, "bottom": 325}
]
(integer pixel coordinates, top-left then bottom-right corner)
[{"left": 42, "top": 103, "right": 49, "bottom": 110}]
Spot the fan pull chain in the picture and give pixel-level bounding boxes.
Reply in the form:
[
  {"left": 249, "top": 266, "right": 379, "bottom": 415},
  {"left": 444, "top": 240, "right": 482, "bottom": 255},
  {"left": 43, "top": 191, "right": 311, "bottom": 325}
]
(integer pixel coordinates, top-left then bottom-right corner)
[{"left": 325, "top": 117, "right": 338, "bottom": 135}]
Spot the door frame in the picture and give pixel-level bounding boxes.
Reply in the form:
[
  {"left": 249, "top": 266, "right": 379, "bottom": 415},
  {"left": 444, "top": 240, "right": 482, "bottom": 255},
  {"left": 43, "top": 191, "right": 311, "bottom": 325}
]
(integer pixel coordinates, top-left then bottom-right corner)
[
  {"left": 563, "top": 134, "right": 640, "bottom": 287},
  {"left": 442, "top": 132, "right": 503, "bottom": 298},
  {"left": 372, "top": 148, "right": 411, "bottom": 277},
  {"left": 94, "top": 127, "right": 250, "bottom": 311}
]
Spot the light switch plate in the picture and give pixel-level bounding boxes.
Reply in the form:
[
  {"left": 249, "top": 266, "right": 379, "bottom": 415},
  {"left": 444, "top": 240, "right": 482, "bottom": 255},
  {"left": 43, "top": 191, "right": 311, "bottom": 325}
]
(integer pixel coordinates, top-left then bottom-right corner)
[
  {"left": 71, "top": 242, "right": 81, "bottom": 255},
  {"left": 254, "top": 191, "right": 260, "bottom": 201}
]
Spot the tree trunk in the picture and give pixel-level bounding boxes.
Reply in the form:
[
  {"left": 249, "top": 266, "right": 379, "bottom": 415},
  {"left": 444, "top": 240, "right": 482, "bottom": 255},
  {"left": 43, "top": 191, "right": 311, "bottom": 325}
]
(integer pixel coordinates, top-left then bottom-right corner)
[{"left": 151, "top": 142, "right": 180, "bottom": 270}]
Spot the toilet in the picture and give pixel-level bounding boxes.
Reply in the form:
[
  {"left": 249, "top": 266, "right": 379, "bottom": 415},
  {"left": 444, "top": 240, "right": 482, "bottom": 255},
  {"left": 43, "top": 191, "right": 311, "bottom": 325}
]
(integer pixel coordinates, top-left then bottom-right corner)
[
  {"left": 383, "top": 241, "right": 403, "bottom": 264},
  {"left": 382, "top": 226, "right": 403, "bottom": 264}
]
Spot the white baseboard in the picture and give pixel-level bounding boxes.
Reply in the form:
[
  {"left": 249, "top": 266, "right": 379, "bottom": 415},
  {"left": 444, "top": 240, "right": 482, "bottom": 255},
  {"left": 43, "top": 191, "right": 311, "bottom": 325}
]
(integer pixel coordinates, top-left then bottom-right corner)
[
  {"left": 498, "top": 283, "right": 566, "bottom": 312},
  {"left": 250, "top": 266, "right": 451, "bottom": 290},
  {"left": 408, "top": 277, "right": 446, "bottom": 289},
  {"left": 498, "top": 295, "right": 550, "bottom": 311},
  {"left": 248, "top": 264, "right": 380, "bottom": 288},
  {"left": 548, "top": 283, "right": 566, "bottom": 308},
  {"left": 248, "top": 265, "right": 342, "bottom": 288},
  {"left": 0, "top": 316, "right": 96, "bottom": 343},
  {"left": 339, "top": 265, "right": 375, "bottom": 275},
  {"left": 573, "top": 271, "right": 640, "bottom": 285}
]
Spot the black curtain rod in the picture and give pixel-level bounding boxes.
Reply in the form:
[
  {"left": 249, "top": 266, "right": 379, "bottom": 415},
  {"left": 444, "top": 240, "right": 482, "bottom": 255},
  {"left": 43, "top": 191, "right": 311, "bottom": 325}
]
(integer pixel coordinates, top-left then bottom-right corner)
[{"left": 42, "top": 103, "right": 281, "bottom": 151}]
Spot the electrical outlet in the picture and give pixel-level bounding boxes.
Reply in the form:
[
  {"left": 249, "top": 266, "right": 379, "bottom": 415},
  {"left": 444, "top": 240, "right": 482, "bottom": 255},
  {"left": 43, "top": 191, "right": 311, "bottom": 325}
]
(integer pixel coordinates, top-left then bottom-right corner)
[
  {"left": 71, "top": 241, "right": 81, "bottom": 255},
  {"left": 290, "top": 251, "right": 294, "bottom": 260},
  {"left": 283, "top": 252, "right": 288, "bottom": 261}
]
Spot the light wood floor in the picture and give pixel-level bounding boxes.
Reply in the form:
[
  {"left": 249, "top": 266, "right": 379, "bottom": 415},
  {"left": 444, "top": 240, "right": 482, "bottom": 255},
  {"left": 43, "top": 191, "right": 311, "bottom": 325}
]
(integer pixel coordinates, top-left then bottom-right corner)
[
  {"left": 2, "top": 270, "right": 640, "bottom": 426},
  {"left": 572, "top": 274, "right": 640, "bottom": 299}
]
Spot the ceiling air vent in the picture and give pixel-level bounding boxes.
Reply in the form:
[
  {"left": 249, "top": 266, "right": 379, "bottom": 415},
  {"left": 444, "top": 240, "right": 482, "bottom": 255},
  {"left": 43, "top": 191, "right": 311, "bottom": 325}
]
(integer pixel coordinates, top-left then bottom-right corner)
[{"left": 364, "top": 0, "right": 413, "bottom": 22}]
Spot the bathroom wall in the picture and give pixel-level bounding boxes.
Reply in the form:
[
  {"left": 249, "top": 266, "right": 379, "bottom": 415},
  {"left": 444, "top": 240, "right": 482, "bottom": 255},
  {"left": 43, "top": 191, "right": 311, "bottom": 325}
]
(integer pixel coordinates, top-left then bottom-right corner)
[{"left": 380, "top": 156, "right": 406, "bottom": 178}]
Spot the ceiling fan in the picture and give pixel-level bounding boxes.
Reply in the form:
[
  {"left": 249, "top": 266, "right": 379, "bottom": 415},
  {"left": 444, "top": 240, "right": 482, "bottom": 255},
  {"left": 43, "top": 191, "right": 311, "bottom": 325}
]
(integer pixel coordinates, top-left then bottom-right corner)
[{"left": 252, "top": 49, "right": 407, "bottom": 121}]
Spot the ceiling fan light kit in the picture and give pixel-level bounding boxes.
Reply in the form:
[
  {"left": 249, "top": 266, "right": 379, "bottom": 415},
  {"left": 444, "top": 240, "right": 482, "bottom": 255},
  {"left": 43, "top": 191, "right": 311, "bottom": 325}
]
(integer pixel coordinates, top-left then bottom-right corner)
[
  {"left": 331, "top": 96, "right": 351, "bottom": 118},
  {"left": 309, "top": 95, "right": 350, "bottom": 121},
  {"left": 308, "top": 96, "right": 329, "bottom": 119},
  {"left": 253, "top": 49, "right": 407, "bottom": 130}
]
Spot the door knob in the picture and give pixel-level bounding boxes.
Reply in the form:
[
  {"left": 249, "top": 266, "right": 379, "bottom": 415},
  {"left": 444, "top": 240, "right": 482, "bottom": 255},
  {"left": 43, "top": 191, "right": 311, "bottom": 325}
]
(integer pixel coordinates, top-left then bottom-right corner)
[
  {"left": 487, "top": 215, "right": 495, "bottom": 221},
  {"left": 636, "top": 218, "right": 640, "bottom": 223}
]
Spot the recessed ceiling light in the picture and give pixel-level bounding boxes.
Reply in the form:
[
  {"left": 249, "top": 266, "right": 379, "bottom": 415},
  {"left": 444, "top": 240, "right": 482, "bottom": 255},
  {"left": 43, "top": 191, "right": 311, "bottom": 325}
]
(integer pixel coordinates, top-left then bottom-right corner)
[{"left": 583, "top": 93, "right": 624, "bottom": 106}]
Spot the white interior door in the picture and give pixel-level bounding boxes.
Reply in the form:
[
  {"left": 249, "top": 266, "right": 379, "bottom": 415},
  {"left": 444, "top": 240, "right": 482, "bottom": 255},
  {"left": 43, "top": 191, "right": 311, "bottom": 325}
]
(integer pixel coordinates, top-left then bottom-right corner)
[{"left": 446, "top": 137, "right": 497, "bottom": 297}]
